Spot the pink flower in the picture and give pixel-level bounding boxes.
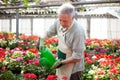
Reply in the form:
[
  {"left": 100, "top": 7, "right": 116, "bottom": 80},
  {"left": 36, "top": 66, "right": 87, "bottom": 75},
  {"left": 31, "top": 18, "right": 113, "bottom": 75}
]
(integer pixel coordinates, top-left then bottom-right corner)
[
  {"left": 0, "top": 48, "right": 4, "bottom": 51},
  {"left": 16, "top": 57, "right": 23, "bottom": 61},
  {"left": 22, "top": 52, "right": 26, "bottom": 56},
  {"left": 23, "top": 61, "right": 27, "bottom": 65},
  {"left": 33, "top": 60, "right": 39, "bottom": 65},
  {"left": 100, "top": 49, "right": 105, "bottom": 53},
  {"left": 28, "top": 60, "right": 34, "bottom": 63}
]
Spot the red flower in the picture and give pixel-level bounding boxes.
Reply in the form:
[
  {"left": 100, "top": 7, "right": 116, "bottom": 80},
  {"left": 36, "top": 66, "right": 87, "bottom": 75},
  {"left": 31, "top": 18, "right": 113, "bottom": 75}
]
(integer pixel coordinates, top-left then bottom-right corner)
[
  {"left": 115, "top": 57, "right": 120, "bottom": 62},
  {"left": 46, "top": 75, "right": 57, "bottom": 80},
  {"left": 51, "top": 49, "right": 57, "bottom": 54},
  {"left": 96, "top": 71, "right": 105, "bottom": 75},
  {"left": 1, "top": 67, "right": 6, "bottom": 71},
  {"left": 45, "top": 38, "right": 58, "bottom": 46},
  {"left": 87, "top": 59, "right": 92, "bottom": 64},
  {"left": 110, "top": 69, "right": 117, "bottom": 74},
  {"left": 85, "top": 57, "right": 92, "bottom": 64},
  {"left": 28, "top": 48, "right": 38, "bottom": 54},
  {"left": 95, "top": 78, "right": 99, "bottom": 80},
  {"left": 28, "top": 35, "right": 39, "bottom": 41},
  {"left": 112, "top": 78, "right": 117, "bottom": 80},
  {"left": 24, "top": 73, "right": 37, "bottom": 79},
  {"left": 0, "top": 50, "right": 6, "bottom": 59}
]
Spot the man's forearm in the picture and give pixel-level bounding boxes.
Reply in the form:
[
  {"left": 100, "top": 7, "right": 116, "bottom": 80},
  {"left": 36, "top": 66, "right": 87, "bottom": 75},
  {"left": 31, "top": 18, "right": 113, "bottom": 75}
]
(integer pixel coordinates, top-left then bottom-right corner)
[{"left": 61, "top": 57, "right": 80, "bottom": 65}]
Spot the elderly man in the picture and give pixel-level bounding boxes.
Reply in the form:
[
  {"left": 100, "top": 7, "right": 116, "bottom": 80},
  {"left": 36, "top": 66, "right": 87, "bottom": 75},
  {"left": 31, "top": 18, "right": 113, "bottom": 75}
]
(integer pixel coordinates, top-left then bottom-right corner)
[{"left": 40, "top": 3, "right": 86, "bottom": 80}]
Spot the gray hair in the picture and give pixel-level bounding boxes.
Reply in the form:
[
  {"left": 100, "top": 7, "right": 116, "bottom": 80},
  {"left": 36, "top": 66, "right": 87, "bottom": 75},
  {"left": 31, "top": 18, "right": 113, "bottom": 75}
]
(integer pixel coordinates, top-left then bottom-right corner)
[{"left": 57, "top": 3, "right": 75, "bottom": 17}]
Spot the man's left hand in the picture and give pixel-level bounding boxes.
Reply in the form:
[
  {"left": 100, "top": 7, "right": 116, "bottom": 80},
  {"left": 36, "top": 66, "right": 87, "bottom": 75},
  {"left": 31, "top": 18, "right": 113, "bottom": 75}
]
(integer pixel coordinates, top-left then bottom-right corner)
[{"left": 51, "top": 59, "right": 63, "bottom": 69}]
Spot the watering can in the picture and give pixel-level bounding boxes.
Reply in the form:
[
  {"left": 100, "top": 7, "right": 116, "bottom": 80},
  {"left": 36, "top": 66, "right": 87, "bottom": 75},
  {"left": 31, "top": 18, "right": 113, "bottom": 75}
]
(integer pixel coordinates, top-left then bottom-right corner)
[{"left": 37, "top": 38, "right": 56, "bottom": 69}]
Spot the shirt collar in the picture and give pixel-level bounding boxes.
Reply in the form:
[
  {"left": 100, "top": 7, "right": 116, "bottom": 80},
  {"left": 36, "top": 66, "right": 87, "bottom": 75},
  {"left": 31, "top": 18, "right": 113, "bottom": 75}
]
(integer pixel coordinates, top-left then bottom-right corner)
[{"left": 60, "top": 19, "right": 75, "bottom": 33}]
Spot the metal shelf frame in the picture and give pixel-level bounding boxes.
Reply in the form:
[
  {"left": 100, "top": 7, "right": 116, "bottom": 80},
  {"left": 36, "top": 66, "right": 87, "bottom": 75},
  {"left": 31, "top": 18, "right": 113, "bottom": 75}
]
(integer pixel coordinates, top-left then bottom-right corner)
[{"left": 0, "top": 0, "right": 120, "bottom": 10}]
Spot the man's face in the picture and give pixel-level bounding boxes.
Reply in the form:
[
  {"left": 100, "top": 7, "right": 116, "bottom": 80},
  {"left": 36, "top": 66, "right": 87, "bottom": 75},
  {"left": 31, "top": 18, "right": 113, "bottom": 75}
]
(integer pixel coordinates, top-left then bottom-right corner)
[{"left": 59, "top": 14, "right": 74, "bottom": 28}]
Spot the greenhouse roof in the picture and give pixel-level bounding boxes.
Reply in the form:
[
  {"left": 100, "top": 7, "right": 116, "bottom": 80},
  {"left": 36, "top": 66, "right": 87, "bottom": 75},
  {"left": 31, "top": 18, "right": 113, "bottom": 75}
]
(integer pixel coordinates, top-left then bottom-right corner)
[
  {"left": 80, "top": 7, "right": 120, "bottom": 19},
  {"left": 0, "top": 0, "right": 120, "bottom": 18}
]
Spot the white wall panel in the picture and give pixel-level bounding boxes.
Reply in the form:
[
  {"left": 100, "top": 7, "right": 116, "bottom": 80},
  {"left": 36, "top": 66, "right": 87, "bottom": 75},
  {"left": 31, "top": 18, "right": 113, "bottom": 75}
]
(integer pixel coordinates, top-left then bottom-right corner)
[
  {"left": 77, "top": 18, "right": 87, "bottom": 38},
  {"left": 0, "top": 18, "right": 120, "bottom": 39},
  {"left": 108, "top": 19, "right": 120, "bottom": 39},
  {"left": 11, "top": 19, "right": 16, "bottom": 33},
  {"left": 0, "top": 19, "right": 10, "bottom": 32},
  {"left": 19, "top": 19, "right": 31, "bottom": 35},
  {"left": 90, "top": 18, "right": 107, "bottom": 39}
]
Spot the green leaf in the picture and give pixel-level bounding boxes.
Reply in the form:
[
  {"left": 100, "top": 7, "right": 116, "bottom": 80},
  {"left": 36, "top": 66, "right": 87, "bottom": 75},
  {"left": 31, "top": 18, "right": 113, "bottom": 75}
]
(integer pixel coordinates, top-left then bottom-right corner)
[
  {"left": 3, "top": 70, "right": 16, "bottom": 80},
  {"left": 3, "top": 0, "right": 9, "bottom": 6},
  {"left": 34, "top": 0, "right": 41, "bottom": 3},
  {"left": 23, "top": 0, "right": 29, "bottom": 6}
]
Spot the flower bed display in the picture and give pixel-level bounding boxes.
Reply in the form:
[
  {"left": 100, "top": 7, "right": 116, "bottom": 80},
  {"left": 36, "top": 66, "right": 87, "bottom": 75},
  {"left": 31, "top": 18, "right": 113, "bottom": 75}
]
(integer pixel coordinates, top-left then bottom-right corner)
[
  {"left": 0, "top": 32, "right": 120, "bottom": 80},
  {"left": 82, "top": 38, "right": 120, "bottom": 80},
  {"left": 0, "top": 32, "right": 57, "bottom": 80}
]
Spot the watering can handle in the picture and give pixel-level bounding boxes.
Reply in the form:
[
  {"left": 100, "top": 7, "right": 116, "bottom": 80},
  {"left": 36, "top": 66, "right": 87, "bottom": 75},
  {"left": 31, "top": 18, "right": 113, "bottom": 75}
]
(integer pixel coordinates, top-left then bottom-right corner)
[
  {"left": 37, "top": 37, "right": 40, "bottom": 50},
  {"left": 37, "top": 37, "right": 44, "bottom": 51}
]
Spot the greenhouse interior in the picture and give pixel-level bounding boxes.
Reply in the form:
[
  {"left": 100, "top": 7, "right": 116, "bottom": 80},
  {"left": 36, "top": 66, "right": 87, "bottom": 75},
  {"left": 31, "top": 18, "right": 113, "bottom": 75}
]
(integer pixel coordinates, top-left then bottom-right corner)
[{"left": 0, "top": 0, "right": 120, "bottom": 80}]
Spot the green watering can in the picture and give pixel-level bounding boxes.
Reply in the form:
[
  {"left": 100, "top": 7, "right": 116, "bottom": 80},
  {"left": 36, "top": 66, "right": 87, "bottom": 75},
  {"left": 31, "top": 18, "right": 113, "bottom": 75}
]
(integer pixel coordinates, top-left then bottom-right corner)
[{"left": 38, "top": 38, "right": 56, "bottom": 69}]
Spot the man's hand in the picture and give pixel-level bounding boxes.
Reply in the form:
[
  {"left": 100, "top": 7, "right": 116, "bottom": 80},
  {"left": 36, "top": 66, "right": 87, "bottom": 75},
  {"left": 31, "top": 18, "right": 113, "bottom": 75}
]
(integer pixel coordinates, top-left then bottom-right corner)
[{"left": 51, "top": 59, "right": 63, "bottom": 69}]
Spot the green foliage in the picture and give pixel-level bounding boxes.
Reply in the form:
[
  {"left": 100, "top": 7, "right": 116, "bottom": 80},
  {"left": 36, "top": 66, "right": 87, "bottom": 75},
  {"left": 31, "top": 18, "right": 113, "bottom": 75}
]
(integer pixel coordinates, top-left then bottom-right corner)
[
  {"left": 23, "top": 64, "right": 46, "bottom": 77},
  {"left": 11, "top": 51, "right": 23, "bottom": 58},
  {"left": 23, "top": 64, "right": 55, "bottom": 79},
  {"left": 3, "top": 0, "right": 9, "bottom": 6},
  {"left": 18, "top": 39, "right": 36, "bottom": 50},
  {"left": 7, "top": 61, "right": 22, "bottom": 74},
  {"left": 3, "top": 0, "right": 41, "bottom": 6},
  {"left": 23, "top": 51, "right": 36, "bottom": 61},
  {"left": 2, "top": 70, "right": 16, "bottom": 80},
  {"left": 7, "top": 40, "right": 18, "bottom": 49},
  {"left": 0, "top": 40, "right": 7, "bottom": 48},
  {"left": 23, "top": 0, "right": 29, "bottom": 6},
  {"left": 0, "top": 70, "right": 24, "bottom": 80},
  {"left": 0, "top": 62, "right": 3, "bottom": 69}
]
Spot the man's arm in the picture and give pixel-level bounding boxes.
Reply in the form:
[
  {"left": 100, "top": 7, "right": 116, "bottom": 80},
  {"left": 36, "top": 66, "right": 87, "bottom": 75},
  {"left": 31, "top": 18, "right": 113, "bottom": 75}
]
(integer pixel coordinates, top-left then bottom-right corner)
[{"left": 61, "top": 57, "right": 80, "bottom": 65}]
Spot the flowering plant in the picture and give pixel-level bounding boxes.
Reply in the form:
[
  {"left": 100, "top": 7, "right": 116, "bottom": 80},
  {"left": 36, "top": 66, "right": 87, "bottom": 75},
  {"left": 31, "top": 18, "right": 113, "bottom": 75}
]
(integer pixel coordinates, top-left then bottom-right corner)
[
  {"left": 85, "top": 38, "right": 120, "bottom": 56},
  {"left": 0, "top": 32, "right": 58, "bottom": 80},
  {"left": 82, "top": 52, "right": 120, "bottom": 80},
  {"left": 1, "top": 47, "right": 55, "bottom": 80},
  {"left": 45, "top": 37, "right": 58, "bottom": 54},
  {"left": 1, "top": 32, "right": 120, "bottom": 80}
]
